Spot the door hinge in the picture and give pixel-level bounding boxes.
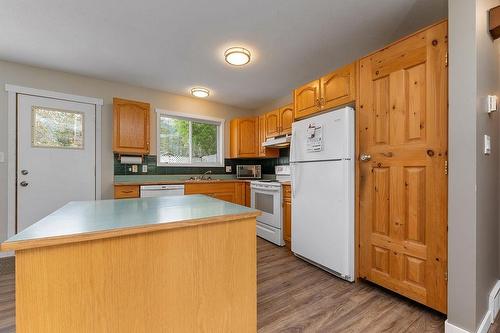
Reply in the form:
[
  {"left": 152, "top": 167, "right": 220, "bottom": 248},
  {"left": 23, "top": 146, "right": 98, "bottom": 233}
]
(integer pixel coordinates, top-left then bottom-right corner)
[
  {"left": 444, "top": 272, "right": 448, "bottom": 281},
  {"left": 445, "top": 52, "right": 448, "bottom": 67},
  {"left": 444, "top": 160, "right": 448, "bottom": 175}
]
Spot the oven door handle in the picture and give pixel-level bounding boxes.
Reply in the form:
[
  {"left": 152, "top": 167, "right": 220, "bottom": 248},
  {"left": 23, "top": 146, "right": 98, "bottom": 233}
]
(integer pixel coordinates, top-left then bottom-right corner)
[{"left": 250, "top": 186, "right": 280, "bottom": 192}]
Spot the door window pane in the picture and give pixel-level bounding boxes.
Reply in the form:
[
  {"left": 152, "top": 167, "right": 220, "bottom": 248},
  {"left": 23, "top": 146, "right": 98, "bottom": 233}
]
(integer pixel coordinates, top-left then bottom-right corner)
[
  {"left": 32, "top": 106, "right": 84, "bottom": 149},
  {"left": 159, "top": 116, "right": 190, "bottom": 164},
  {"left": 192, "top": 121, "right": 218, "bottom": 164}
]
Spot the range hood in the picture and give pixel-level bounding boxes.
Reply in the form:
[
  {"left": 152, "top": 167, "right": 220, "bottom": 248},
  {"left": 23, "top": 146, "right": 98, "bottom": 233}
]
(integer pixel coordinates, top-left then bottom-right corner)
[{"left": 262, "top": 134, "right": 291, "bottom": 148}]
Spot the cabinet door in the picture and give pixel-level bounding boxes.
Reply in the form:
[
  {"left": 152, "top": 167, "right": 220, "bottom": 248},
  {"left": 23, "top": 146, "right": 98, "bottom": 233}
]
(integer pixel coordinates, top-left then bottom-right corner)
[
  {"left": 320, "top": 63, "right": 356, "bottom": 111},
  {"left": 113, "top": 98, "right": 150, "bottom": 155},
  {"left": 238, "top": 118, "right": 258, "bottom": 157},
  {"left": 294, "top": 80, "right": 321, "bottom": 119},
  {"left": 245, "top": 182, "right": 251, "bottom": 207},
  {"left": 265, "top": 110, "right": 280, "bottom": 138},
  {"left": 258, "top": 115, "right": 279, "bottom": 158},
  {"left": 283, "top": 186, "right": 292, "bottom": 248},
  {"left": 230, "top": 118, "right": 258, "bottom": 158},
  {"left": 279, "top": 104, "right": 294, "bottom": 135}
]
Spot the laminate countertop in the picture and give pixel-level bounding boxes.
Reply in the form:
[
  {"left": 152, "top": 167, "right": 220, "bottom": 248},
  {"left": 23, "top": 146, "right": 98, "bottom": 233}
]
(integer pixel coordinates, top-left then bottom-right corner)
[
  {"left": 114, "top": 179, "right": 253, "bottom": 186},
  {"left": 1, "top": 195, "right": 260, "bottom": 252}
]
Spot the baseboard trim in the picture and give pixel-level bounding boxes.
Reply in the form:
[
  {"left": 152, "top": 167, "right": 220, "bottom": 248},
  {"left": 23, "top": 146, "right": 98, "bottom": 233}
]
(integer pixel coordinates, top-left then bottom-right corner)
[
  {"left": 489, "top": 280, "right": 500, "bottom": 324},
  {"left": 477, "top": 310, "right": 492, "bottom": 333},
  {"left": 445, "top": 320, "right": 471, "bottom": 333},
  {"left": 446, "top": 280, "right": 500, "bottom": 333}
]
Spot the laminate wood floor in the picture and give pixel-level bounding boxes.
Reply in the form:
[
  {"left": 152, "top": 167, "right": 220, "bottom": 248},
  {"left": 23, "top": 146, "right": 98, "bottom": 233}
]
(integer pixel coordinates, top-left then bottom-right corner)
[{"left": 0, "top": 241, "right": 498, "bottom": 333}]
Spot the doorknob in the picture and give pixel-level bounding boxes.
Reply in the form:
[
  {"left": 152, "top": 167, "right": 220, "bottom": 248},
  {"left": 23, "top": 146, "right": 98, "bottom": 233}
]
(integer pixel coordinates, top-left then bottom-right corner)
[
  {"left": 20, "top": 181, "right": 29, "bottom": 187},
  {"left": 360, "top": 153, "right": 371, "bottom": 161},
  {"left": 21, "top": 169, "right": 29, "bottom": 175}
]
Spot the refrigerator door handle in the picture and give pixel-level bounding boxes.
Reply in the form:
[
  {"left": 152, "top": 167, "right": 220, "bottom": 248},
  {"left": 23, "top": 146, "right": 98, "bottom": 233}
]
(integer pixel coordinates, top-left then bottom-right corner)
[{"left": 291, "top": 163, "right": 297, "bottom": 198}]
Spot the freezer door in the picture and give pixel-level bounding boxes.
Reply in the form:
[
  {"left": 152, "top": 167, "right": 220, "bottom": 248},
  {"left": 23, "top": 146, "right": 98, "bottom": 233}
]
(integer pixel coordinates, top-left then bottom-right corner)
[
  {"left": 291, "top": 160, "right": 354, "bottom": 280},
  {"left": 290, "top": 107, "right": 354, "bottom": 162}
]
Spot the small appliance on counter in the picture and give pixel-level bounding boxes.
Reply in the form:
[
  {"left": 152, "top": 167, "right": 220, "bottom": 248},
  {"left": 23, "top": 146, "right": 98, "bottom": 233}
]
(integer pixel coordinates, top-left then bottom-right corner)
[
  {"left": 250, "top": 165, "right": 290, "bottom": 246},
  {"left": 236, "top": 165, "right": 262, "bottom": 179}
]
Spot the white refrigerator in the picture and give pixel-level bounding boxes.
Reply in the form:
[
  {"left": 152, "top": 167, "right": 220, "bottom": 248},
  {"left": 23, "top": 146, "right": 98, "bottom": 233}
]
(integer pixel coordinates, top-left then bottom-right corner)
[{"left": 290, "top": 106, "right": 354, "bottom": 282}]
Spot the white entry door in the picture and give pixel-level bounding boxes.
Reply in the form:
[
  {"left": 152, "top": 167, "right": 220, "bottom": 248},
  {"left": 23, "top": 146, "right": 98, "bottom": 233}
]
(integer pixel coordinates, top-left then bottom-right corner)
[{"left": 17, "top": 94, "right": 96, "bottom": 232}]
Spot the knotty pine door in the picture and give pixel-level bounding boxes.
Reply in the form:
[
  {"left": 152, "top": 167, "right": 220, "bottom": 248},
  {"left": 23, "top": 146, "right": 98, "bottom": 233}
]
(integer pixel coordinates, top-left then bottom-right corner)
[{"left": 358, "top": 21, "right": 448, "bottom": 313}]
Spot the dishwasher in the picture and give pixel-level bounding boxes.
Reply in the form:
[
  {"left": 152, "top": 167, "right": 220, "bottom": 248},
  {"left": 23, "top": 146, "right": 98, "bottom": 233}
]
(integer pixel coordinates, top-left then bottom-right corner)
[{"left": 140, "top": 184, "right": 185, "bottom": 197}]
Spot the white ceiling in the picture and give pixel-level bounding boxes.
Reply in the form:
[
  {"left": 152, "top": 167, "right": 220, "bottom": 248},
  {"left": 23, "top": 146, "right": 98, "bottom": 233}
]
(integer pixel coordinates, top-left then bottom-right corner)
[{"left": 0, "top": 0, "right": 447, "bottom": 109}]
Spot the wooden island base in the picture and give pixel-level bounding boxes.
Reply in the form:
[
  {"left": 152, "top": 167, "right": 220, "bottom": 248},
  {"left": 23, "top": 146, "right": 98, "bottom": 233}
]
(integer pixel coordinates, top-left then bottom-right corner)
[{"left": 15, "top": 217, "right": 256, "bottom": 333}]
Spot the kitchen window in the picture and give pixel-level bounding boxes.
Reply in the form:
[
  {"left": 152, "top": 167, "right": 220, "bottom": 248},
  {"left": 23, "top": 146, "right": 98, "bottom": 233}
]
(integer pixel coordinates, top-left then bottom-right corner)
[{"left": 156, "top": 109, "right": 224, "bottom": 167}]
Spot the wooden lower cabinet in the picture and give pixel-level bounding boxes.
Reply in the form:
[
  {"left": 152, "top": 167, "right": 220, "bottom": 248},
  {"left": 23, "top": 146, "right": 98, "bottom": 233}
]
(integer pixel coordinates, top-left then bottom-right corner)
[
  {"left": 114, "top": 185, "right": 140, "bottom": 199},
  {"left": 184, "top": 182, "right": 246, "bottom": 206},
  {"left": 283, "top": 184, "right": 292, "bottom": 248},
  {"left": 245, "top": 182, "right": 251, "bottom": 207}
]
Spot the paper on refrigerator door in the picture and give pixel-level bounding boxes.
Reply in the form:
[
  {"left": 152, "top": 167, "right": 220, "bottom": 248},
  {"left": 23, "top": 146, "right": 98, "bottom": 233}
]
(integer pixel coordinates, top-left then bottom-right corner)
[{"left": 306, "top": 123, "right": 323, "bottom": 152}]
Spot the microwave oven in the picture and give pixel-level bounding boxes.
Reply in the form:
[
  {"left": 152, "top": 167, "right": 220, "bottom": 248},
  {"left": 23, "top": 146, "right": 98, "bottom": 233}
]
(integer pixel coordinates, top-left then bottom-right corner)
[{"left": 236, "top": 165, "right": 262, "bottom": 179}]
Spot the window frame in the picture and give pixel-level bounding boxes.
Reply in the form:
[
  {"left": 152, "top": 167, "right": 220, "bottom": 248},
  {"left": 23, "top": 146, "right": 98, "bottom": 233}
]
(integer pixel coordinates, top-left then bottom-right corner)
[{"left": 155, "top": 109, "right": 225, "bottom": 167}]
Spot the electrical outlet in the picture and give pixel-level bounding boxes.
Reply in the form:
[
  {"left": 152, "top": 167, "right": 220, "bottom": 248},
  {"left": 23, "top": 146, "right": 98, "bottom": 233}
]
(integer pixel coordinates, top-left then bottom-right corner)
[
  {"left": 142, "top": 165, "right": 148, "bottom": 173},
  {"left": 225, "top": 166, "right": 232, "bottom": 173},
  {"left": 132, "top": 165, "right": 138, "bottom": 173}
]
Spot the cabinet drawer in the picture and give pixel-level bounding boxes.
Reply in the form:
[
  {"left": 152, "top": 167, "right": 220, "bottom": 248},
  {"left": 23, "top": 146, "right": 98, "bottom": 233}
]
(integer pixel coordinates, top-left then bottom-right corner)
[
  {"left": 184, "top": 182, "right": 235, "bottom": 194},
  {"left": 114, "top": 185, "right": 140, "bottom": 199}
]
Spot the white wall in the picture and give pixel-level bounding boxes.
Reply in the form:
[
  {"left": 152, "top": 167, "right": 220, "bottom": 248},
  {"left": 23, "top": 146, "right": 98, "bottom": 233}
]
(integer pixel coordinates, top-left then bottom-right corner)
[
  {"left": 0, "top": 60, "right": 253, "bottom": 243},
  {"left": 448, "top": 0, "right": 500, "bottom": 331}
]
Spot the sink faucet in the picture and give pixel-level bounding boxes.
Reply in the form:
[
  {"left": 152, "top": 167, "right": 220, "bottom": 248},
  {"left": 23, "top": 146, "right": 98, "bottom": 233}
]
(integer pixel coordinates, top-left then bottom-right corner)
[{"left": 200, "top": 170, "right": 212, "bottom": 180}]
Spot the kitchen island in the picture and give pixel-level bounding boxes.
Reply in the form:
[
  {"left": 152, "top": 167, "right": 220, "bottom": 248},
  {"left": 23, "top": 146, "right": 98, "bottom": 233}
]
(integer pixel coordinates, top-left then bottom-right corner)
[{"left": 1, "top": 195, "right": 260, "bottom": 333}]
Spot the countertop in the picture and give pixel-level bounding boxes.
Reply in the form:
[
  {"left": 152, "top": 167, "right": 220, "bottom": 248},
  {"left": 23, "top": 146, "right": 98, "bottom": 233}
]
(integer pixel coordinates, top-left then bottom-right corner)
[
  {"left": 114, "top": 179, "right": 253, "bottom": 186},
  {"left": 113, "top": 174, "right": 272, "bottom": 186},
  {"left": 1, "top": 195, "right": 260, "bottom": 252}
]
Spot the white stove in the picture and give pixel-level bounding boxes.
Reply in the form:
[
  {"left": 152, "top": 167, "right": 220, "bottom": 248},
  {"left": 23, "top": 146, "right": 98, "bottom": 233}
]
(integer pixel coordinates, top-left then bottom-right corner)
[{"left": 250, "top": 165, "right": 290, "bottom": 246}]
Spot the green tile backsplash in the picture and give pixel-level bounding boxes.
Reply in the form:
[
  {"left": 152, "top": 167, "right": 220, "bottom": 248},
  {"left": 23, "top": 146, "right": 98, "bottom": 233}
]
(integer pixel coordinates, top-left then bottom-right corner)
[{"left": 114, "top": 148, "right": 289, "bottom": 176}]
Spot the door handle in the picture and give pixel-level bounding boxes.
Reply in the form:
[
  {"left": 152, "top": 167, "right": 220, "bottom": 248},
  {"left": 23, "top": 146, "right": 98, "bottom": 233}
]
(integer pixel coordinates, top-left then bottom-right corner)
[
  {"left": 360, "top": 153, "right": 371, "bottom": 161},
  {"left": 20, "top": 181, "right": 29, "bottom": 187},
  {"left": 21, "top": 169, "right": 29, "bottom": 175}
]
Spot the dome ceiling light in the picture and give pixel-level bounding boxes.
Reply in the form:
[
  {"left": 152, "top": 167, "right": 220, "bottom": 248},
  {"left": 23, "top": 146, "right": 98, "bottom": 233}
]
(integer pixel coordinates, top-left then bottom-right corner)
[
  {"left": 191, "top": 87, "right": 210, "bottom": 98},
  {"left": 224, "top": 47, "right": 251, "bottom": 66}
]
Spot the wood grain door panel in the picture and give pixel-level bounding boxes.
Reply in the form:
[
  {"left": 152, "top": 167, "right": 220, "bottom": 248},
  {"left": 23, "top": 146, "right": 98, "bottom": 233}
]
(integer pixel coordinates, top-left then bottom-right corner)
[
  {"left": 265, "top": 110, "right": 280, "bottom": 138},
  {"left": 320, "top": 63, "right": 356, "bottom": 110},
  {"left": 279, "top": 104, "right": 294, "bottom": 135},
  {"left": 113, "top": 98, "right": 150, "bottom": 155},
  {"left": 294, "top": 80, "right": 320, "bottom": 119},
  {"left": 359, "top": 21, "right": 447, "bottom": 314}
]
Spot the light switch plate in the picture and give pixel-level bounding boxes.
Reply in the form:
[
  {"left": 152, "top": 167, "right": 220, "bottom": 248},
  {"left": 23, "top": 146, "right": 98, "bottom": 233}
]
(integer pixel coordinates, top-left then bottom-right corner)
[
  {"left": 0, "top": 152, "right": 4, "bottom": 163},
  {"left": 488, "top": 95, "right": 498, "bottom": 113},
  {"left": 132, "top": 165, "right": 138, "bottom": 173},
  {"left": 484, "top": 135, "right": 491, "bottom": 155},
  {"left": 142, "top": 165, "right": 148, "bottom": 173},
  {"left": 225, "top": 166, "right": 232, "bottom": 173}
]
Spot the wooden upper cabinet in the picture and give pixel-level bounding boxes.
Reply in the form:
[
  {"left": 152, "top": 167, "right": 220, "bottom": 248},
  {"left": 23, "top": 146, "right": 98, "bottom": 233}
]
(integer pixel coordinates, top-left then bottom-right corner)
[
  {"left": 113, "top": 98, "right": 150, "bottom": 155},
  {"left": 265, "top": 109, "right": 280, "bottom": 138},
  {"left": 279, "top": 104, "right": 294, "bottom": 135},
  {"left": 320, "top": 63, "right": 356, "bottom": 111},
  {"left": 230, "top": 117, "right": 258, "bottom": 158},
  {"left": 258, "top": 115, "right": 279, "bottom": 158},
  {"left": 293, "top": 62, "right": 356, "bottom": 120},
  {"left": 294, "top": 80, "right": 321, "bottom": 119}
]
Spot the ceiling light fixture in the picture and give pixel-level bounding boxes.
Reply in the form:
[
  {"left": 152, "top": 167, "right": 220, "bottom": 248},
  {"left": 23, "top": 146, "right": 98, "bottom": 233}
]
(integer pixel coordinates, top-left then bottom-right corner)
[
  {"left": 191, "top": 87, "right": 210, "bottom": 98},
  {"left": 224, "top": 47, "right": 251, "bottom": 66}
]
